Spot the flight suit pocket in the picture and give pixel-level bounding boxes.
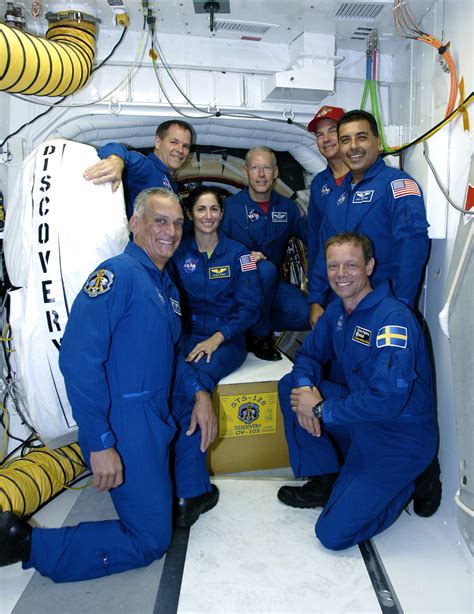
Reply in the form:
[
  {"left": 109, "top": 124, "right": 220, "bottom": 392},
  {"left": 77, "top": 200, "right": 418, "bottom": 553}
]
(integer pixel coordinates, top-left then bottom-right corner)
[{"left": 121, "top": 390, "right": 176, "bottom": 445}]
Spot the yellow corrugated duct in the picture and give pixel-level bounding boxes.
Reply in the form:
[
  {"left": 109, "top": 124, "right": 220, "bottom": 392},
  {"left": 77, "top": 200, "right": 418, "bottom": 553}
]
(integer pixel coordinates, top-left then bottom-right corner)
[
  {"left": 0, "top": 13, "right": 97, "bottom": 97},
  {"left": 0, "top": 443, "right": 87, "bottom": 517}
]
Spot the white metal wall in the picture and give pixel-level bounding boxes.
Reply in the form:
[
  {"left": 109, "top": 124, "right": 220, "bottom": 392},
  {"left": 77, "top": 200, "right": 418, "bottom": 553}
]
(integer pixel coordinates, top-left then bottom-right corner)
[{"left": 397, "top": 0, "right": 473, "bottom": 537}]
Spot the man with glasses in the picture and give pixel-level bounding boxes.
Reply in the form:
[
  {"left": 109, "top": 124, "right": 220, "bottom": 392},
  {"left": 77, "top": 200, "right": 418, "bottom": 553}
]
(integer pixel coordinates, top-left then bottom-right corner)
[{"left": 221, "top": 146, "right": 308, "bottom": 361}]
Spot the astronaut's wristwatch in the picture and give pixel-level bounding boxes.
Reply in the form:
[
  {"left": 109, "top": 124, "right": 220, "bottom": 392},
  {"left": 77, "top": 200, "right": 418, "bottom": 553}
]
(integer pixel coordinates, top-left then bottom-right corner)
[{"left": 312, "top": 400, "right": 324, "bottom": 419}]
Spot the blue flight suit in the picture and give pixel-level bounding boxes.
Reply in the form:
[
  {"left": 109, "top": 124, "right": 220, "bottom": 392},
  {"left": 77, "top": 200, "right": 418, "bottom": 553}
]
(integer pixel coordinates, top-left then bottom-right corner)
[
  {"left": 279, "top": 282, "right": 438, "bottom": 550},
  {"left": 310, "top": 157, "right": 429, "bottom": 308},
  {"left": 99, "top": 143, "right": 179, "bottom": 218},
  {"left": 307, "top": 166, "right": 345, "bottom": 303},
  {"left": 221, "top": 188, "right": 309, "bottom": 334},
  {"left": 24, "top": 242, "right": 209, "bottom": 582},
  {"left": 170, "top": 232, "right": 262, "bottom": 392}
]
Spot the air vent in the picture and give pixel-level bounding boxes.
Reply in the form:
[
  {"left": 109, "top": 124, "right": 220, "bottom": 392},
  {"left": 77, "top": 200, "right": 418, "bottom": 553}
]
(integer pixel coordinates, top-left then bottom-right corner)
[
  {"left": 351, "top": 26, "right": 375, "bottom": 40},
  {"left": 335, "top": 2, "right": 386, "bottom": 20},
  {"left": 214, "top": 19, "right": 275, "bottom": 36}
]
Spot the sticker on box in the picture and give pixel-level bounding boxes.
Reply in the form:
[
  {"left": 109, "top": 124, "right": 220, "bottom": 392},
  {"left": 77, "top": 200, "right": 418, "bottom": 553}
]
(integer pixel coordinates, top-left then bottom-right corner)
[{"left": 218, "top": 392, "right": 278, "bottom": 437}]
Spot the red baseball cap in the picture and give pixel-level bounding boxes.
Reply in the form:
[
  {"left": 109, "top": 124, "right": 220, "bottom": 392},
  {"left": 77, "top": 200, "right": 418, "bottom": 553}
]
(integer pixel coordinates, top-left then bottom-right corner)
[{"left": 307, "top": 105, "right": 345, "bottom": 133}]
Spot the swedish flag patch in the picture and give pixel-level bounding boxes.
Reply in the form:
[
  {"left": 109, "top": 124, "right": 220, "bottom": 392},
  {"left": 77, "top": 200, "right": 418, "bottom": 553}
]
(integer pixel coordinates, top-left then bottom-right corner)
[{"left": 376, "top": 325, "right": 408, "bottom": 349}]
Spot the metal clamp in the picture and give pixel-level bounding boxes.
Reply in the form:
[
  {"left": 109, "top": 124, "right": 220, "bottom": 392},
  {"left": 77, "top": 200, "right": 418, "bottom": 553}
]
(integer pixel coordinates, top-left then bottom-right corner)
[
  {"left": 46, "top": 11, "right": 101, "bottom": 24},
  {"left": 108, "top": 99, "right": 122, "bottom": 115}
]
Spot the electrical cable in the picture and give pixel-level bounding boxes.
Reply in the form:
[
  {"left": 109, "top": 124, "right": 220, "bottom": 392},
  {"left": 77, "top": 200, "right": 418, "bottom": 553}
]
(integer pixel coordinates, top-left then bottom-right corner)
[
  {"left": 0, "top": 403, "right": 9, "bottom": 463},
  {"left": 423, "top": 140, "right": 474, "bottom": 215},
  {"left": 150, "top": 32, "right": 217, "bottom": 118},
  {"left": 0, "top": 434, "right": 37, "bottom": 467},
  {"left": 149, "top": 29, "right": 314, "bottom": 130},
  {"left": 360, "top": 32, "right": 391, "bottom": 153},
  {"left": 385, "top": 91, "right": 473, "bottom": 156},
  {"left": 0, "top": 315, "right": 39, "bottom": 449},
  {"left": 393, "top": 0, "right": 458, "bottom": 117}
]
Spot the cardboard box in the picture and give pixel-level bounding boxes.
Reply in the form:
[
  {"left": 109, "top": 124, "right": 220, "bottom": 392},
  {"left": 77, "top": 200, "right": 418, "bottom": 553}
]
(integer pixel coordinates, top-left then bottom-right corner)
[{"left": 207, "top": 355, "right": 292, "bottom": 474}]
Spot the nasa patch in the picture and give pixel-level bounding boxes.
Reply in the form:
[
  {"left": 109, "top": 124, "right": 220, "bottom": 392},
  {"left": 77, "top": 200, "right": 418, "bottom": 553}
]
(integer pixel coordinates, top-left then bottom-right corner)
[
  {"left": 83, "top": 269, "right": 114, "bottom": 298},
  {"left": 321, "top": 184, "right": 331, "bottom": 196},
  {"left": 247, "top": 209, "right": 259, "bottom": 222},
  {"left": 352, "top": 190, "right": 374, "bottom": 204},
  {"left": 183, "top": 258, "right": 199, "bottom": 273},
  {"left": 272, "top": 211, "right": 288, "bottom": 223}
]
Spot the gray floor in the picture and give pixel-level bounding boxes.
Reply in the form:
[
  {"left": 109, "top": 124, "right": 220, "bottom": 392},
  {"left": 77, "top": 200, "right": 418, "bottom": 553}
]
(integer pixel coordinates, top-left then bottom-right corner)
[
  {"left": 8, "top": 473, "right": 473, "bottom": 614},
  {"left": 12, "top": 487, "right": 165, "bottom": 614},
  {"left": 11, "top": 468, "right": 295, "bottom": 614}
]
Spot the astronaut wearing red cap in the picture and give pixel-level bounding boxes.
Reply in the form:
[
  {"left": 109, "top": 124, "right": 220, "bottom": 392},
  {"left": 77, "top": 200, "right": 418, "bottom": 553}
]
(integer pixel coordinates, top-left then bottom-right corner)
[{"left": 307, "top": 106, "right": 349, "bottom": 328}]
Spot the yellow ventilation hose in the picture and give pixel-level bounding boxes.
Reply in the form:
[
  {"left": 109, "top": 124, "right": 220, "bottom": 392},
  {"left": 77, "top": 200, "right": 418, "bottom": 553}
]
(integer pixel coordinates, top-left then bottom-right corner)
[
  {"left": 0, "top": 14, "right": 97, "bottom": 97},
  {"left": 0, "top": 443, "right": 87, "bottom": 517}
]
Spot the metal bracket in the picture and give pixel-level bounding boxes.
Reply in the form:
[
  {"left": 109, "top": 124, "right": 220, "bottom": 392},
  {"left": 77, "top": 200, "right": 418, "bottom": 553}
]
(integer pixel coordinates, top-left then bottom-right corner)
[{"left": 0, "top": 144, "right": 12, "bottom": 164}]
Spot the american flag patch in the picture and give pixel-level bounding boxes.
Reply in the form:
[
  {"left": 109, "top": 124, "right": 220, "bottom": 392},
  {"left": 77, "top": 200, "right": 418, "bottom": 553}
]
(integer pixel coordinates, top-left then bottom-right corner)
[
  {"left": 391, "top": 179, "right": 421, "bottom": 199},
  {"left": 240, "top": 253, "right": 257, "bottom": 272}
]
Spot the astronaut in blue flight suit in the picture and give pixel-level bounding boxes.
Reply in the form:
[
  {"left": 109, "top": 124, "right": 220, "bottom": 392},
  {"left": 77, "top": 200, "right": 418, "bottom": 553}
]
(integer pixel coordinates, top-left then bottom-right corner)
[
  {"left": 170, "top": 186, "right": 262, "bottom": 394},
  {"left": 0, "top": 188, "right": 218, "bottom": 582},
  {"left": 277, "top": 232, "right": 440, "bottom": 550},
  {"left": 221, "top": 146, "right": 309, "bottom": 361},
  {"left": 310, "top": 110, "right": 429, "bottom": 317},
  {"left": 306, "top": 105, "right": 348, "bottom": 328},
  {"left": 83, "top": 120, "right": 193, "bottom": 218}
]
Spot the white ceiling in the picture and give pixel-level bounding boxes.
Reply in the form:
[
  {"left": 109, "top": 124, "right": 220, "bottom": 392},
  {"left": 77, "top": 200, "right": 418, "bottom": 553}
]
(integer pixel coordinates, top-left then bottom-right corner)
[{"left": 20, "top": 0, "right": 438, "bottom": 54}]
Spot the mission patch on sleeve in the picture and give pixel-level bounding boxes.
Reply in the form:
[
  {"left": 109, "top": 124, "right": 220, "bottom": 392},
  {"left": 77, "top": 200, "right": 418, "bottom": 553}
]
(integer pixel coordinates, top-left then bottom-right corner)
[{"left": 83, "top": 269, "right": 115, "bottom": 298}]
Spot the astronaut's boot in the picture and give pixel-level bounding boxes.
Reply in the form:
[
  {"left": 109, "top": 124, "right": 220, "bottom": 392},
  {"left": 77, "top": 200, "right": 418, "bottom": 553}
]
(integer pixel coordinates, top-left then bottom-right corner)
[
  {"left": 413, "top": 457, "right": 442, "bottom": 517},
  {"left": 277, "top": 473, "right": 339, "bottom": 508},
  {"left": 246, "top": 334, "right": 282, "bottom": 361},
  {"left": 175, "top": 484, "right": 220, "bottom": 528},
  {"left": 0, "top": 511, "right": 32, "bottom": 566}
]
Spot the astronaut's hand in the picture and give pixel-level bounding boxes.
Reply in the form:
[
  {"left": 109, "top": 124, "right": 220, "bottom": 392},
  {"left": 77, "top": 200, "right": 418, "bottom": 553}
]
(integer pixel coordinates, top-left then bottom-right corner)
[
  {"left": 251, "top": 251, "right": 267, "bottom": 263},
  {"left": 186, "top": 391, "right": 217, "bottom": 452},
  {"left": 83, "top": 155, "right": 125, "bottom": 192},
  {"left": 290, "top": 386, "right": 322, "bottom": 437},
  {"left": 186, "top": 332, "right": 225, "bottom": 364},
  {"left": 297, "top": 413, "right": 321, "bottom": 437},
  {"left": 90, "top": 447, "right": 123, "bottom": 491},
  {"left": 309, "top": 303, "right": 324, "bottom": 328}
]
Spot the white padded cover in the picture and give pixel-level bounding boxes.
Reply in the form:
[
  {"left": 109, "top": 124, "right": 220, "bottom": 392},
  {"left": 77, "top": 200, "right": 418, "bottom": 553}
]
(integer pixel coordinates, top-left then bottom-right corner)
[{"left": 4, "top": 139, "right": 129, "bottom": 447}]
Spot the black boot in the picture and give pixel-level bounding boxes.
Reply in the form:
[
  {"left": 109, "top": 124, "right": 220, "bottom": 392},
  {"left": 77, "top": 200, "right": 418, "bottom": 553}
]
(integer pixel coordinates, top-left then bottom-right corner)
[
  {"left": 247, "top": 335, "right": 282, "bottom": 361},
  {"left": 413, "top": 457, "right": 442, "bottom": 517},
  {"left": 175, "top": 484, "right": 219, "bottom": 529},
  {"left": 0, "top": 511, "right": 32, "bottom": 566},
  {"left": 277, "top": 473, "right": 339, "bottom": 508}
]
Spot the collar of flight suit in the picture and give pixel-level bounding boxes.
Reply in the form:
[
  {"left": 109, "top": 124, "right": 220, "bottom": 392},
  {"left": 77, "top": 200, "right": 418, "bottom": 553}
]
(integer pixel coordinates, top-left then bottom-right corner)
[
  {"left": 338, "top": 280, "right": 392, "bottom": 319},
  {"left": 125, "top": 240, "right": 169, "bottom": 278},
  {"left": 344, "top": 155, "right": 385, "bottom": 190}
]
